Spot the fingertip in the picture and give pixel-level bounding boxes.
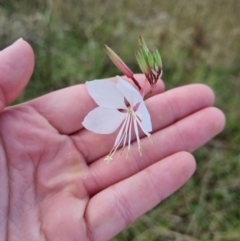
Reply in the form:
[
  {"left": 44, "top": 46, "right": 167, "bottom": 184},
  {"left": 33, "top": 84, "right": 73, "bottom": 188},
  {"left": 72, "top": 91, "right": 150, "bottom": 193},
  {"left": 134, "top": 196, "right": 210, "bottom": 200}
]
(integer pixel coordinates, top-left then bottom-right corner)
[
  {"left": 158, "top": 151, "right": 196, "bottom": 200},
  {"left": 209, "top": 107, "right": 226, "bottom": 134},
  {"left": 154, "top": 78, "right": 165, "bottom": 94},
  {"left": 177, "top": 151, "right": 196, "bottom": 179},
  {"left": 11, "top": 39, "right": 35, "bottom": 70},
  {"left": 0, "top": 39, "right": 35, "bottom": 106},
  {"left": 194, "top": 83, "right": 215, "bottom": 106},
  {"left": 179, "top": 84, "right": 216, "bottom": 107},
  {"left": 3, "top": 38, "right": 34, "bottom": 58}
]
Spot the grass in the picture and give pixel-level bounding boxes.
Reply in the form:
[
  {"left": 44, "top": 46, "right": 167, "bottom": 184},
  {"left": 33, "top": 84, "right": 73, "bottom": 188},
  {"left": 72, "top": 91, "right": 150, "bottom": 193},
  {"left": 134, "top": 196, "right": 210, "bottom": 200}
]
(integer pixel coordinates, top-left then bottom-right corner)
[{"left": 1, "top": 0, "right": 240, "bottom": 240}]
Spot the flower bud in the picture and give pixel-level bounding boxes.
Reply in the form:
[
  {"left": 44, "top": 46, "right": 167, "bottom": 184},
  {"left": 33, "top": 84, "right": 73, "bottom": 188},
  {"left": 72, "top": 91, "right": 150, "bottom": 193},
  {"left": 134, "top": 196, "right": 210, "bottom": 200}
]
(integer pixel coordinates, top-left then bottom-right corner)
[
  {"left": 135, "top": 50, "right": 150, "bottom": 75},
  {"left": 136, "top": 36, "right": 163, "bottom": 86},
  {"left": 138, "top": 36, "right": 149, "bottom": 57},
  {"left": 153, "top": 48, "right": 162, "bottom": 70},
  {"left": 103, "top": 45, "right": 134, "bottom": 78}
]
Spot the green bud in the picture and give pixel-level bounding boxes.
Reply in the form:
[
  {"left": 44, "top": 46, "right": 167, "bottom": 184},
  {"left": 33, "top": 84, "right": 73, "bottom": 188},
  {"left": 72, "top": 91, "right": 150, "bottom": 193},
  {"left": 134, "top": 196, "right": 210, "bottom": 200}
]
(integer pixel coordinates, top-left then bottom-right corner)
[
  {"left": 138, "top": 36, "right": 150, "bottom": 63},
  {"left": 138, "top": 36, "right": 149, "bottom": 54},
  {"left": 136, "top": 38, "right": 163, "bottom": 86},
  {"left": 153, "top": 48, "right": 162, "bottom": 68},
  {"left": 148, "top": 52, "right": 154, "bottom": 70},
  {"left": 135, "top": 51, "right": 149, "bottom": 74}
]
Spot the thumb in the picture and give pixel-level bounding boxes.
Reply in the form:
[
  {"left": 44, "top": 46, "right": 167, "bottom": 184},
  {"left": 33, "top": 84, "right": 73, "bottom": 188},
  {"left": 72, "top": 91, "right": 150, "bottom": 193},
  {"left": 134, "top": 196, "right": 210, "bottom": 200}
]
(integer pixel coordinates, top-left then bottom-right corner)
[{"left": 0, "top": 39, "right": 34, "bottom": 111}]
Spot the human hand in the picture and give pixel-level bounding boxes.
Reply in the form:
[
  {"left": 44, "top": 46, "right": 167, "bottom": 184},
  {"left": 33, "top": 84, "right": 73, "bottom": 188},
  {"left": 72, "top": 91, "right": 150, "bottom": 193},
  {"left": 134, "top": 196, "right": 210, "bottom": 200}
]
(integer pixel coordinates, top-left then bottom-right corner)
[{"left": 0, "top": 40, "right": 225, "bottom": 241}]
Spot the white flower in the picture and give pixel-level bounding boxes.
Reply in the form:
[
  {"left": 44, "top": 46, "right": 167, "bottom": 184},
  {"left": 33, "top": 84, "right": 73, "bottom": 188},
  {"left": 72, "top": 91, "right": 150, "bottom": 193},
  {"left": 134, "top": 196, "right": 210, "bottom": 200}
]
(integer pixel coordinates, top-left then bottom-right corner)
[{"left": 82, "top": 76, "right": 153, "bottom": 162}]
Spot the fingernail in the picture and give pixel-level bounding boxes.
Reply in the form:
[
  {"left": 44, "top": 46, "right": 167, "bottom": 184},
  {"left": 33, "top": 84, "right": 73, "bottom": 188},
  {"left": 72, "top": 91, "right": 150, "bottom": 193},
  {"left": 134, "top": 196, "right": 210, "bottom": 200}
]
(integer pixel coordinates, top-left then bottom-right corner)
[{"left": 13, "top": 38, "right": 23, "bottom": 44}]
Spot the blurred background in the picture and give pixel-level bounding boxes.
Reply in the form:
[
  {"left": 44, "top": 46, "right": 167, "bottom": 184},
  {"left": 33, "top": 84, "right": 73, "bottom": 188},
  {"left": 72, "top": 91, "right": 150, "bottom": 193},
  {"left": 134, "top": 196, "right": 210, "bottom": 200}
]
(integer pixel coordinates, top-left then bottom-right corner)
[{"left": 1, "top": 0, "right": 239, "bottom": 240}]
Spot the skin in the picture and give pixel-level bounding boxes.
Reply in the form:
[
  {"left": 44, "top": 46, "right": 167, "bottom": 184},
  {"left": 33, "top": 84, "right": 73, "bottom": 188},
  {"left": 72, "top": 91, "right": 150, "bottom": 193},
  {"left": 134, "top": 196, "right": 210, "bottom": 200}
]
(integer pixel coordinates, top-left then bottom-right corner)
[{"left": 0, "top": 40, "right": 225, "bottom": 241}]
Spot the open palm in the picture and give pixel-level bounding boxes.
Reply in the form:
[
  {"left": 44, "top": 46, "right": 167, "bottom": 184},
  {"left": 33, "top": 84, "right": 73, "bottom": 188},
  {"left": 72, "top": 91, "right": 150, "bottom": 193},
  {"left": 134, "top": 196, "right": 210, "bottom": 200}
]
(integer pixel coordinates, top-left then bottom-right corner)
[{"left": 0, "top": 40, "right": 225, "bottom": 241}]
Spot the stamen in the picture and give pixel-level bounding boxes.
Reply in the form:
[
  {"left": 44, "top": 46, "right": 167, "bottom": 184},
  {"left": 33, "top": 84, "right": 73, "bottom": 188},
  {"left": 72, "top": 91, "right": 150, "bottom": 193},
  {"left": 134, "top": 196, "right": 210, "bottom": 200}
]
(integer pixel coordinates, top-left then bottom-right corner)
[
  {"left": 122, "top": 112, "right": 131, "bottom": 150},
  {"left": 148, "top": 134, "right": 154, "bottom": 144},
  {"left": 104, "top": 155, "right": 113, "bottom": 163},
  {"left": 138, "top": 143, "right": 142, "bottom": 156},
  {"left": 114, "top": 114, "right": 128, "bottom": 147},
  {"left": 126, "top": 149, "right": 130, "bottom": 160},
  {"left": 105, "top": 114, "right": 129, "bottom": 162},
  {"left": 120, "top": 145, "right": 125, "bottom": 155},
  {"left": 104, "top": 104, "right": 153, "bottom": 162},
  {"left": 135, "top": 116, "right": 153, "bottom": 142},
  {"left": 133, "top": 115, "right": 142, "bottom": 156},
  {"left": 127, "top": 114, "right": 133, "bottom": 159}
]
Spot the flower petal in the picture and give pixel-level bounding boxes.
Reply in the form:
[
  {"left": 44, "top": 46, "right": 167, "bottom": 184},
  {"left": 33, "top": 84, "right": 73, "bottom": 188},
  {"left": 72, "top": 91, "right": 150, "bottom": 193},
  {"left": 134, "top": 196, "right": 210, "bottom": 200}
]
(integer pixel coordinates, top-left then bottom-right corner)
[
  {"left": 86, "top": 79, "right": 127, "bottom": 109},
  {"left": 116, "top": 76, "right": 143, "bottom": 107},
  {"left": 136, "top": 102, "right": 152, "bottom": 132},
  {"left": 82, "top": 107, "right": 127, "bottom": 134}
]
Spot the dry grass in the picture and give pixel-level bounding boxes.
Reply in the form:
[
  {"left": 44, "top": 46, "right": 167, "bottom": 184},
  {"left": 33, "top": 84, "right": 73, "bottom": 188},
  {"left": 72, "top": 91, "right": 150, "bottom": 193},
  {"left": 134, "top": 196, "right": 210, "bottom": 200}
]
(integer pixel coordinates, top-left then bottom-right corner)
[{"left": 1, "top": 0, "right": 240, "bottom": 240}]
